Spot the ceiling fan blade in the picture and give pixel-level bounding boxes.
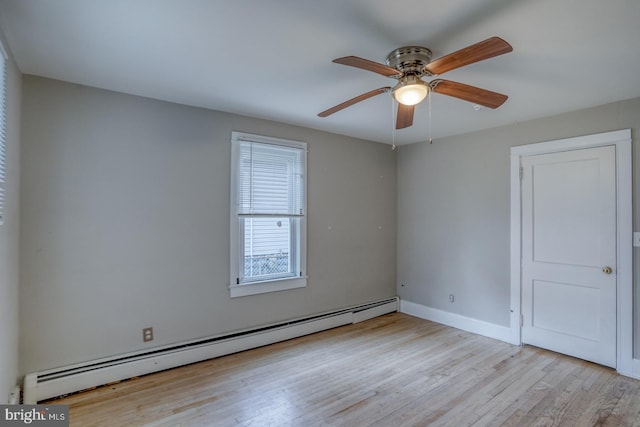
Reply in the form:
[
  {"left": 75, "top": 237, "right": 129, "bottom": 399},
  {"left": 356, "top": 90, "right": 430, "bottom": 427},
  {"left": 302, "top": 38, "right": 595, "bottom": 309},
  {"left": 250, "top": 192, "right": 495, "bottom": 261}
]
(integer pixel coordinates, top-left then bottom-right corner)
[
  {"left": 396, "top": 103, "right": 415, "bottom": 129},
  {"left": 333, "top": 56, "right": 401, "bottom": 77},
  {"left": 430, "top": 79, "right": 508, "bottom": 109},
  {"left": 318, "top": 87, "right": 391, "bottom": 117},
  {"left": 425, "top": 37, "right": 512, "bottom": 76}
]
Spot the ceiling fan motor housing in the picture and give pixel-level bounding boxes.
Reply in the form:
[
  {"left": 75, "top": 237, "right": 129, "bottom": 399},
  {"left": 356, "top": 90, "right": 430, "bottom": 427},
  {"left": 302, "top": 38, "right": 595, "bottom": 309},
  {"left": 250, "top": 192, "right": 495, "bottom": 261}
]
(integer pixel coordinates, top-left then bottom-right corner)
[{"left": 385, "top": 46, "right": 433, "bottom": 77}]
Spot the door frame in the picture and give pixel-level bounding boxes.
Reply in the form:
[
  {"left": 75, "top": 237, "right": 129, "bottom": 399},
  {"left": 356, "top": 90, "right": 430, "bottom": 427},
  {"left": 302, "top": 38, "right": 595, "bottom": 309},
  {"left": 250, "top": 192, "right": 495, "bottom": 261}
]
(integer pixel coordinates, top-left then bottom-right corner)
[{"left": 509, "top": 129, "right": 633, "bottom": 376}]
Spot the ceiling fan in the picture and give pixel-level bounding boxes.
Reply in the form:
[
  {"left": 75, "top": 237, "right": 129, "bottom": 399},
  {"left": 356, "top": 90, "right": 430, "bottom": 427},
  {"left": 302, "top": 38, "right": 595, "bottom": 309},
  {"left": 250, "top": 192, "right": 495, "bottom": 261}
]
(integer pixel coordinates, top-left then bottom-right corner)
[{"left": 318, "top": 37, "right": 513, "bottom": 129}]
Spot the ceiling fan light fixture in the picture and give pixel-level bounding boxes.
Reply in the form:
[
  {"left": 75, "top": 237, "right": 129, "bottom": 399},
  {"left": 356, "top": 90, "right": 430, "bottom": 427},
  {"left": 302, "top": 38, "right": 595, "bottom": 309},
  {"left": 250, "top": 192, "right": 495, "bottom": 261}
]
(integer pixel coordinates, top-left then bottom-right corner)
[{"left": 392, "top": 76, "right": 429, "bottom": 106}]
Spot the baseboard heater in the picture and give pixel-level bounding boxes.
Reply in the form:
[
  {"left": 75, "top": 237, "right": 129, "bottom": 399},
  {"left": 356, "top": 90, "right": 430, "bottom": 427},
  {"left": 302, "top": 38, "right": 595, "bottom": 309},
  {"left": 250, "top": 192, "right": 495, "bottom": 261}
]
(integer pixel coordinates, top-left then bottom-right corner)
[{"left": 23, "top": 296, "right": 398, "bottom": 404}]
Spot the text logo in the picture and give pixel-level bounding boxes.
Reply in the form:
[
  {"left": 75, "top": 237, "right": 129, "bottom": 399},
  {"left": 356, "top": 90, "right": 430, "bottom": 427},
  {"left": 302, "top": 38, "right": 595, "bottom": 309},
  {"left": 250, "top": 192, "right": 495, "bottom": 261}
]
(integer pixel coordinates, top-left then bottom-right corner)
[{"left": 1, "top": 405, "right": 68, "bottom": 426}]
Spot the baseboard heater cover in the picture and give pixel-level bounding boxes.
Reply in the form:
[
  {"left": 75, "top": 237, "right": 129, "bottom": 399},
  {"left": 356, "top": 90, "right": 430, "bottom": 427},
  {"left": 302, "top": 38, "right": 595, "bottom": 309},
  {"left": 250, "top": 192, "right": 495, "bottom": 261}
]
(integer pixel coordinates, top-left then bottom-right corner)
[{"left": 23, "top": 297, "right": 398, "bottom": 404}]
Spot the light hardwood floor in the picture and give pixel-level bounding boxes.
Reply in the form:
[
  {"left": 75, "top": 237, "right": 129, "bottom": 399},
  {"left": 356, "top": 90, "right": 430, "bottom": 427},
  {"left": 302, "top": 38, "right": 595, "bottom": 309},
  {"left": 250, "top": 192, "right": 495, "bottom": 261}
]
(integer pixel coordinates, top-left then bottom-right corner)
[{"left": 48, "top": 313, "right": 640, "bottom": 426}]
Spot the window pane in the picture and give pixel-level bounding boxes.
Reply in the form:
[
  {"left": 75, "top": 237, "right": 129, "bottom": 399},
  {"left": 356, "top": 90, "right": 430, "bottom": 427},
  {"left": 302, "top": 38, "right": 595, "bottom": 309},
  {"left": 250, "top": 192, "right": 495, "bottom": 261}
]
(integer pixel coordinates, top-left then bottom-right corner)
[{"left": 243, "top": 217, "right": 292, "bottom": 280}]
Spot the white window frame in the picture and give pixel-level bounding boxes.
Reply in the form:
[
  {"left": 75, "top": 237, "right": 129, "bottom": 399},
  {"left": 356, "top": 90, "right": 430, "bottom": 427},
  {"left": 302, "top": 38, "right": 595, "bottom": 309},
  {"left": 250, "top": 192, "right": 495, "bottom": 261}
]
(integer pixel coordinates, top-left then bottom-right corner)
[{"left": 229, "top": 131, "right": 307, "bottom": 298}]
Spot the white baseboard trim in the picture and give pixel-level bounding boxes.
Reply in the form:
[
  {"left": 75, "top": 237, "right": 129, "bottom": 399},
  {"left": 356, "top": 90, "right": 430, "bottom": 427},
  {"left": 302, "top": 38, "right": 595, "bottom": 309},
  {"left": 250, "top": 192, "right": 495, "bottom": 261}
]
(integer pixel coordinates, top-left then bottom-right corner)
[
  {"left": 400, "top": 300, "right": 640, "bottom": 379},
  {"left": 627, "top": 357, "right": 640, "bottom": 380},
  {"left": 400, "top": 299, "right": 514, "bottom": 344}
]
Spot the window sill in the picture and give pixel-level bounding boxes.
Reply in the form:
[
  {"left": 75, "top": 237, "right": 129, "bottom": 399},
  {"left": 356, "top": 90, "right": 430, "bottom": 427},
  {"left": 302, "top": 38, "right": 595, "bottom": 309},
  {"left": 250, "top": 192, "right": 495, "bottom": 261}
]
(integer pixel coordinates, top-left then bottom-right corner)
[{"left": 229, "top": 276, "right": 308, "bottom": 298}]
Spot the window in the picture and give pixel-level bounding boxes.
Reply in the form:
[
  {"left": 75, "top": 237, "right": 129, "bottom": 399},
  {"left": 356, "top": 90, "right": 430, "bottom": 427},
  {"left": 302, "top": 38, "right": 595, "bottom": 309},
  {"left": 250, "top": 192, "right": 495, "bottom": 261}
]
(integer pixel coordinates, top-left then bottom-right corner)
[
  {"left": 0, "top": 43, "right": 7, "bottom": 225},
  {"left": 230, "top": 132, "right": 307, "bottom": 297}
]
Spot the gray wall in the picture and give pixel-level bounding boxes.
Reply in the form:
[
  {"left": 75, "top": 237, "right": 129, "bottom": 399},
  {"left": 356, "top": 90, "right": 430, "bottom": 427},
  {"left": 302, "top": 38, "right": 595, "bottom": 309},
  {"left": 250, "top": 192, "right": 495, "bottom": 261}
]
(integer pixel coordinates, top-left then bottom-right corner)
[
  {"left": 0, "top": 32, "right": 21, "bottom": 403},
  {"left": 398, "top": 97, "right": 640, "bottom": 354},
  {"left": 19, "top": 76, "right": 397, "bottom": 374},
  {"left": 17, "top": 73, "right": 640, "bottom": 377}
]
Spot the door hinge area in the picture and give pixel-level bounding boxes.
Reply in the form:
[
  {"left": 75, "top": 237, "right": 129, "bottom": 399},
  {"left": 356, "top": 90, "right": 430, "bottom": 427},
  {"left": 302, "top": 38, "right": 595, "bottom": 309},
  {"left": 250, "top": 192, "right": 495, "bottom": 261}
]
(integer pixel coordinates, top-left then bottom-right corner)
[
  {"left": 521, "top": 314, "right": 524, "bottom": 327},
  {"left": 519, "top": 167, "right": 524, "bottom": 180}
]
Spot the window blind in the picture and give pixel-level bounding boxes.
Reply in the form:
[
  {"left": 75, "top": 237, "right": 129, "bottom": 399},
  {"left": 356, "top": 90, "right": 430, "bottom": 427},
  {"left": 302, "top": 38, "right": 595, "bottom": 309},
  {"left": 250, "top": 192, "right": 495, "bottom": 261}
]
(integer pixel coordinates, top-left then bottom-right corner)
[
  {"left": 237, "top": 140, "right": 304, "bottom": 216},
  {"left": 0, "top": 48, "right": 7, "bottom": 224}
]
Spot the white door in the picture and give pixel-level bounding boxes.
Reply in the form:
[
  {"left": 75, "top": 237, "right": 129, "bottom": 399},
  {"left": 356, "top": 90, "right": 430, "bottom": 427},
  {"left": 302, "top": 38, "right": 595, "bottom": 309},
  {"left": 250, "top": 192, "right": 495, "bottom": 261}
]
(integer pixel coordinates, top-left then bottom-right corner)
[{"left": 521, "top": 145, "right": 616, "bottom": 367}]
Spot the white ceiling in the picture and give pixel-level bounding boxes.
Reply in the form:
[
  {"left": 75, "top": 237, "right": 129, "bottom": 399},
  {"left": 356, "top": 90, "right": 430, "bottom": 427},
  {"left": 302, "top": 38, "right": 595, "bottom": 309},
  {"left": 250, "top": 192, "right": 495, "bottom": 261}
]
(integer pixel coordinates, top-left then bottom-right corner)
[{"left": 1, "top": 0, "right": 640, "bottom": 145}]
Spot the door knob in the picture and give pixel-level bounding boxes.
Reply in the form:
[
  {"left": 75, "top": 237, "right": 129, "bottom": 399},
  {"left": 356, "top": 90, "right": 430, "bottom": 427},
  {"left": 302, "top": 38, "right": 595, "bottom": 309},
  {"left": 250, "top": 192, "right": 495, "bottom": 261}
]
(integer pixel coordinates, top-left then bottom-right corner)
[{"left": 602, "top": 266, "right": 613, "bottom": 274}]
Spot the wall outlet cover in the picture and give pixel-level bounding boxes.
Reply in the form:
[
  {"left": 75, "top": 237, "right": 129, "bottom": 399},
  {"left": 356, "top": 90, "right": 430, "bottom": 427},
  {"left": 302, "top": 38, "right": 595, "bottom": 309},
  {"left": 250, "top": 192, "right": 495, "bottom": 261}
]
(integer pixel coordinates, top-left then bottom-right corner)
[{"left": 143, "top": 327, "right": 154, "bottom": 342}]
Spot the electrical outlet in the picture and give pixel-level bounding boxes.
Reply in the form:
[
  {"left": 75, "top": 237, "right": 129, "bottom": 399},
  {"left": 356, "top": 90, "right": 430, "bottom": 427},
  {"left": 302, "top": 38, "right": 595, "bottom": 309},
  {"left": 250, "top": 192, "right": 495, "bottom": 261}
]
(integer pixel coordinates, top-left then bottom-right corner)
[
  {"left": 143, "top": 327, "right": 154, "bottom": 342},
  {"left": 449, "top": 294, "right": 455, "bottom": 303}
]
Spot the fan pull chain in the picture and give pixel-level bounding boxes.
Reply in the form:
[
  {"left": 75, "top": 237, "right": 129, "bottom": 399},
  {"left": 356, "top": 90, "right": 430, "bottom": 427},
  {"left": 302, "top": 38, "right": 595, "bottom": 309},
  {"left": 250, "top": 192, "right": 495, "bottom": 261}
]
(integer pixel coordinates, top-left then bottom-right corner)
[
  {"left": 428, "top": 90, "right": 433, "bottom": 144},
  {"left": 391, "top": 96, "right": 397, "bottom": 151}
]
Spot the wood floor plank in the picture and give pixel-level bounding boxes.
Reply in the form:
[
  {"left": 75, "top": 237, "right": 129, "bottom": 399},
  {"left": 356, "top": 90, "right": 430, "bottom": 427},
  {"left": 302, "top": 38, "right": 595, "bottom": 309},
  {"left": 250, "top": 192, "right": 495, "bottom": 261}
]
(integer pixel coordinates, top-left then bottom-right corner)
[{"left": 47, "top": 313, "right": 640, "bottom": 426}]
